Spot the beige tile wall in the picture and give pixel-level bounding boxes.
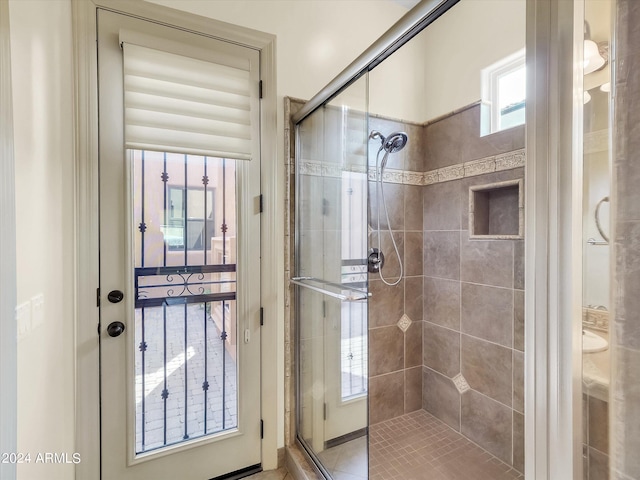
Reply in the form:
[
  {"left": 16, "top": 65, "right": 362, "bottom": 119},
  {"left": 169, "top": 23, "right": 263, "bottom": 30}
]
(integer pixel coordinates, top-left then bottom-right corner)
[
  {"left": 583, "top": 393, "right": 610, "bottom": 480},
  {"left": 367, "top": 113, "right": 426, "bottom": 426},
  {"left": 611, "top": 0, "right": 640, "bottom": 478},
  {"left": 286, "top": 98, "right": 527, "bottom": 474},
  {"left": 421, "top": 104, "right": 525, "bottom": 472}
]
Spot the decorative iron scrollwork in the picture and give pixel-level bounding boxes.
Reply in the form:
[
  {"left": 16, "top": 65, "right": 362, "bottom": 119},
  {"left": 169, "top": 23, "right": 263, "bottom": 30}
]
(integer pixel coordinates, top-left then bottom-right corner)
[{"left": 134, "top": 264, "right": 237, "bottom": 308}]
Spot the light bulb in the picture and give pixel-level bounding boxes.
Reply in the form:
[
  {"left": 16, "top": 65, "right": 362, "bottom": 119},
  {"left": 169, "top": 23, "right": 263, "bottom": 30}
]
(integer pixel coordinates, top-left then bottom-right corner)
[{"left": 600, "top": 82, "right": 611, "bottom": 93}]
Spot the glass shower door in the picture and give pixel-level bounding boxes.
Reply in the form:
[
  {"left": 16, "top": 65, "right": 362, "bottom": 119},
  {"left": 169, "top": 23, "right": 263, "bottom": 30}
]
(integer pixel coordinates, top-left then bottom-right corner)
[{"left": 294, "top": 76, "right": 369, "bottom": 479}]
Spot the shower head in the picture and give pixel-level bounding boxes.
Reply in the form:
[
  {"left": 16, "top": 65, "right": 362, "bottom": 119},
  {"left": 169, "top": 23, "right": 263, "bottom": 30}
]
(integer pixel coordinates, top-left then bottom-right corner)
[
  {"left": 369, "top": 130, "right": 408, "bottom": 153},
  {"left": 383, "top": 132, "right": 408, "bottom": 153}
]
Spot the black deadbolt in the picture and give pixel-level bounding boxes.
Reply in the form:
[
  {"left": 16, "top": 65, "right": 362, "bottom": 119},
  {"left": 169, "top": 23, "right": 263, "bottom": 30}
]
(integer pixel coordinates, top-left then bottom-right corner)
[
  {"left": 107, "top": 321, "right": 125, "bottom": 338},
  {"left": 107, "top": 290, "right": 124, "bottom": 303}
]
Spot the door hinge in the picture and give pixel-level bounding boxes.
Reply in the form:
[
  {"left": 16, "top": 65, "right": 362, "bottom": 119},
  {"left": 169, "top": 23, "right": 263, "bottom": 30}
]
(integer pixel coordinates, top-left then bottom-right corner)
[
  {"left": 322, "top": 300, "right": 326, "bottom": 318},
  {"left": 260, "top": 419, "right": 264, "bottom": 439},
  {"left": 96, "top": 287, "right": 100, "bottom": 307},
  {"left": 259, "top": 80, "right": 263, "bottom": 99},
  {"left": 260, "top": 307, "right": 264, "bottom": 326},
  {"left": 259, "top": 194, "right": 264, "bottom": 213},
  {"left": 323, "top": 403, "right": 327, "bottom": 421}
]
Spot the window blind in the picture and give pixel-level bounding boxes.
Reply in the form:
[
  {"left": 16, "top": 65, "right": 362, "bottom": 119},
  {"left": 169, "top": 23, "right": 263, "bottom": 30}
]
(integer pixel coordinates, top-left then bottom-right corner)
[{"left": 122, "top": 42, "right": 254, "bottom": 160}]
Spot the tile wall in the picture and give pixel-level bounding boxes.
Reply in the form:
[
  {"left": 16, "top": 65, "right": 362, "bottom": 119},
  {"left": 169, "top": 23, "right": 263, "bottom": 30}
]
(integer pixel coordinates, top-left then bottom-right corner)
[
  {"left": 583, "top": 392, "right": 610, "bottom": 480},
  {"left": 420, "top": 104, "right": 525, "bottom": 471},
  {"left": 287, "top": 98, "right": 527, "bottom": 472},
  {"left": 612, "top": 1, "right": 640, "bottom": 478},
  {"left": 367, "top": 115, "right": 426, "bottom": 425}
]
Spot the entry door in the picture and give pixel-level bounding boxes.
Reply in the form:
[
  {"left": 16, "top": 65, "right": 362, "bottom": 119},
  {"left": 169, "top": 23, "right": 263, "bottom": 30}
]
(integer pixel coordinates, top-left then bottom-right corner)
[{"left": 98, "top": 9, "right": 262, "bottom": 479}]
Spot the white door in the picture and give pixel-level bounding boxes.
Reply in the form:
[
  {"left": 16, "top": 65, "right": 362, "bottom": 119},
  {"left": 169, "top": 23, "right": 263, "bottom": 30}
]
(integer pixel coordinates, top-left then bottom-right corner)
[{"left": 98, "top": 9, "right": 262, "bottom": 479}]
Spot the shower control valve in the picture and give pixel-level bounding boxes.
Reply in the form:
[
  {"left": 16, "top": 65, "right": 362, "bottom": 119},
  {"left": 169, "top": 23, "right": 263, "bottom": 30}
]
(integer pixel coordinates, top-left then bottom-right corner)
[{"left": 368, "top": 248, "right": 385, "bottom": 274}]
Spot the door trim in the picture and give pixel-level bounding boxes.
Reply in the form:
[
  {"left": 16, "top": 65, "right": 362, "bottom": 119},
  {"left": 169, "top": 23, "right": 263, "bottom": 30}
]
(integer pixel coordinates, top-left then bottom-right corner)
[
  {"left": 71, "top": 1, "right": 278, "bottom": 478},
  {"left": 0, "top": 1, "right": 18, "bottom": 478},
  {"left": 524, "top": 0, "right": 584, "bottom": 478}
]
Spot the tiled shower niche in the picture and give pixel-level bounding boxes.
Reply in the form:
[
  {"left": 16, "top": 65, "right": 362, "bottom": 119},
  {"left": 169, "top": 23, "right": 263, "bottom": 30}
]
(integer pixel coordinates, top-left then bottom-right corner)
[{"left": 469, "top": 179, "right": 524, "bottom": 239}]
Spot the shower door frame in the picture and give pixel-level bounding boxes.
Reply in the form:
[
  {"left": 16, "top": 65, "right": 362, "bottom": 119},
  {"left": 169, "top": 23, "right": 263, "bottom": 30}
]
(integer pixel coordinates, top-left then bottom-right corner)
[
  {"left": 291, "top": 0, "right": 587, "bottom": 479},
  {"left": 292, "top": 98, "right": 371, "bottom": 476},
  {"left": 524, "top": 0, "right": 585, "bottom": 478}
]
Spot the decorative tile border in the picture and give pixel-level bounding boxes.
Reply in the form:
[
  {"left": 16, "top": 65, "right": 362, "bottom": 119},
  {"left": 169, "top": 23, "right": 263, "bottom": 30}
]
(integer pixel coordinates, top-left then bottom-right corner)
[
  {"left": 438, "top": 164, "right": 465, "bottom": 182},
  {"left": 584, "top": 129, "right": 609, "bottom": 154},
  {"left": 298, "top": 148, "right": 526, "bottom": 186},
  {"left": 582, "top": 307, "right": 609, "bottom": 332},
  {"left": 495, "top": 150, "right": 526, "bottom": 171}
]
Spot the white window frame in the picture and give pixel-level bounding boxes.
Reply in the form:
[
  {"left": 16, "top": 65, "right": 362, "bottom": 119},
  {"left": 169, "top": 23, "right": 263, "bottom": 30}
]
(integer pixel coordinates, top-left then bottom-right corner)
[{"left": 481, "top": 48, "right": 526, "bottom": 135}]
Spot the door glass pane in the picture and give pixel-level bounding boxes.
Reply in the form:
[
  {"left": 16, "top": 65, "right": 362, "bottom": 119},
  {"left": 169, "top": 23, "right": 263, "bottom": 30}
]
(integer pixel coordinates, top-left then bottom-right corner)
[
  {"left": 296, "top": 74, "right": 369, "bottom": 478},
  {"left": 581, "top": 0, "right": 612, "bottom": 476},
  {"left": 132, "top": 151, "right": 238, "bottom": 454}
]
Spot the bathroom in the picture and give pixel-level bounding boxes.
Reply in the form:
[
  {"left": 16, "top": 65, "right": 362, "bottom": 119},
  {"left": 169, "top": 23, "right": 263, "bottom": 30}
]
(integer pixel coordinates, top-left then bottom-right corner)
[{"left": 2, "top": 0, "right": 638, "bottom": 479}]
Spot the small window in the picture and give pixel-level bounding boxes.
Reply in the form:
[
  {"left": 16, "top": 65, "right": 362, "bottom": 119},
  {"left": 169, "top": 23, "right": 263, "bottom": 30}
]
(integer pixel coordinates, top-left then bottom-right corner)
[
  {"left": 165, "top": 186, "right": 215, "bottom": 251},
  {"left": 481, "top": 49, "right": 526, "bottom": 136}
]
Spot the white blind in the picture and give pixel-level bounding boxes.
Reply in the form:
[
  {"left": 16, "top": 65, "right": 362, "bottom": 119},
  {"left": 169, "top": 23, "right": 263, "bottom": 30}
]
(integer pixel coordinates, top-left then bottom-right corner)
[{"left": 122, "top": 42, "right": 254, "bottom": 160}]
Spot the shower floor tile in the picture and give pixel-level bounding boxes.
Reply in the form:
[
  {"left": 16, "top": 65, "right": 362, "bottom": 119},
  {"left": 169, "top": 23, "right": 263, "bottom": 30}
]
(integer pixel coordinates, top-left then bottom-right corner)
[{"left": 369, "top": 410, "right": 523, "bottom": 480}]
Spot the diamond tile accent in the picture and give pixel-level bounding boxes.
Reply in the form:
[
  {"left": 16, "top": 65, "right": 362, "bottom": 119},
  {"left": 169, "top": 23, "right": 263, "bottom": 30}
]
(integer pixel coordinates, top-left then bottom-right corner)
[
  {"left": 452, "top": 373, "right": 471, "bottom": 394},
  {"left": 397, "top": 314, "right": 412, "bottom": 333}
]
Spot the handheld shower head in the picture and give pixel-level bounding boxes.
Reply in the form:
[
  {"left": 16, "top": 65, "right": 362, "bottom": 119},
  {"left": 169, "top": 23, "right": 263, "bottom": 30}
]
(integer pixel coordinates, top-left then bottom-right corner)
[
  {"left": 368, "top": 130, "right": 409, "bottom": 287},
  {"left": 383, "top": 132, "right": 408, "bottom": 153},
  {"left": 368, "top": 130, "right": 408, "bottom": 153}
]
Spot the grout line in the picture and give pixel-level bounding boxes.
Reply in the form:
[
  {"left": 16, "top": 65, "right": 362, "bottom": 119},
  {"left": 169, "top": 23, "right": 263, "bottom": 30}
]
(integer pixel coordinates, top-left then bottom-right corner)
[
  {"left": 511, "top": 408, "right": 515, "bottom": 465},
  {"left": 460, "top": 280, "right": 516, "bottom": 291},
  {"left": 459, "top": 228, "right": 463, "bottom": 432},
  {"left": 424, "top": 320, "right": 513, "bottom": 351}
]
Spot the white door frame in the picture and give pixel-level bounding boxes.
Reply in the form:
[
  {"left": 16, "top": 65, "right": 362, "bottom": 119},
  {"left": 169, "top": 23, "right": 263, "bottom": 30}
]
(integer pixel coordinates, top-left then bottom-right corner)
[
  {"left": 71, "top": 1, "right": 278, "bottom": 478},
  {"left": 0, "top": 1, "right": 18, "bottom": 478},
  {"left": 524, "top": 0, "right": 584, "bottom": 478}
]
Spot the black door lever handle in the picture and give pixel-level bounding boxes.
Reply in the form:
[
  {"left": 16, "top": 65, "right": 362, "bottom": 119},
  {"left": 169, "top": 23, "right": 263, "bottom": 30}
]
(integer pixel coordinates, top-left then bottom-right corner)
[
  {"left": 107, "top": 321, "right": 125, "bottom": 338},
  {"left": 108, "top": 290, "right": 124, "bottom": 303}
]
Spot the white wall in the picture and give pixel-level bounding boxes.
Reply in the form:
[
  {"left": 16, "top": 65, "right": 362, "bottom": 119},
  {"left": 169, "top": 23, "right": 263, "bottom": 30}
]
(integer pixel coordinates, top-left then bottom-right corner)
[
  {"left": 419, "top": 0, "right": 526, "bottom": 120},
  {"left": 369, "top": 31, "right": 428, "bottom": 122},
  {"left": 147, "top": 0, "right": 410, "bottom": 105},
  {"left": 9, "top": 1, "right": 76, "bottom": 478}
]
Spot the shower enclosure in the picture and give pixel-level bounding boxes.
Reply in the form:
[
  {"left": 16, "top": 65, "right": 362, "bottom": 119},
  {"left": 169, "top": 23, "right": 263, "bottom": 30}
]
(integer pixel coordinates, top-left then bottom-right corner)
[
  {"left": 289, "top": 0, "right": 640, "bottom": 478},
  {"left": 290, "top": 0, "right": 529, "bottom": 478}
]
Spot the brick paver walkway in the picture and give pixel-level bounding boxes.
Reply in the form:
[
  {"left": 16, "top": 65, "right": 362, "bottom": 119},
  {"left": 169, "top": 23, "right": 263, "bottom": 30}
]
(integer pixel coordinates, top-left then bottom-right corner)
[{"left": 134, "top": 302, "right": 237, "bottom": 453}]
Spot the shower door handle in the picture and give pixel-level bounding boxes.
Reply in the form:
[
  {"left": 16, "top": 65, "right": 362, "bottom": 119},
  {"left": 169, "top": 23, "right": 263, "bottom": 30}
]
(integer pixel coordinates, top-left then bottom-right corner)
[{"left": 290, "top": 276, "right": 370, "bottom": 301}]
